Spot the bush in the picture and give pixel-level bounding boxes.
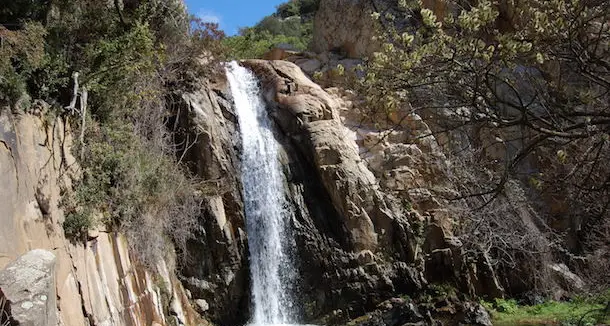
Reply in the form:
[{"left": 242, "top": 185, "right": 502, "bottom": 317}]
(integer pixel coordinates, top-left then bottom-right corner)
[
  {"left": 0, "top": 22, "right": 46, "bottom": 106},
  {"left": 64, "top": 117, "right": 201, "bottom": 265},
  {"left": 224, "top": 27, "right": 312, "bottom": 59},
  {"left": 13, "top": 1, "right": 224, "bottom": 266},
  {"left": 276, "top": 0, "right": 320, "bottom": 18},
  {"left": 63, "top": 210, "right": 94, "bottom": 240}
]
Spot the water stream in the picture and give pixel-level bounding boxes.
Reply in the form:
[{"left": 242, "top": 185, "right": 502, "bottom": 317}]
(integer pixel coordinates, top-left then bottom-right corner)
[{"left": 226, "top": 61, "right": 302, "bottom": 326}]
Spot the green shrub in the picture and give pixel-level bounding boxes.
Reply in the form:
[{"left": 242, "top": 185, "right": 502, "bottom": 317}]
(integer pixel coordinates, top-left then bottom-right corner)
[
  {"left": 0, "top": 22, "right": 46, "bottom": 106},
  {"left": 224, "top": 23, "right": 312, "bottom": 59},
  {"left": 4, "top": 0, "right": 220, "bottom": 268},
  {"left": 63, "top": 210, "right": 95, "bottom": 240},
  {"left": 224, "top": 0, "right": 316, "bottom": 59},
  {"left": 276, "top": 0, "right": 320, "bottom": 18},
  {"left": 40, "top": 1, "right": 220, "bottom": 266}
]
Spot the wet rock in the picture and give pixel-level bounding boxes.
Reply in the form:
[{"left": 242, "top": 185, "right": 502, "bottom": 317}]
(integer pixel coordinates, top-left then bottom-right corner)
[
  {"left": 241, "top": 60, "right": 429, "bottom": 322},
  {"left": 173, "top": 80, "right": 250, "bottom": 325},
  {"left": 340, "top": 298, "right": 425, "bottom": 326},
  {"left": 457, "top": 302, "right": 492, "bottom": 326}
]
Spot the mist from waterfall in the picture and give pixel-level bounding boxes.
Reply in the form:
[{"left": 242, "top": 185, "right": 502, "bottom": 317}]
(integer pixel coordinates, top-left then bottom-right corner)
[{"left": 226, "top": 61, "right": 299, "bottom": 326}]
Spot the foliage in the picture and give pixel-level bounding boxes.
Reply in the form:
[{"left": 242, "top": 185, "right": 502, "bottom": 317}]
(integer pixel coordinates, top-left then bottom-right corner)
[
  {"left": 0, "top": 22, "right": 47, "bottom": 106},
  {"left": 224, "top": 0, "right": 316, "bottom": 59},
  {"left": 2, "top": 0, "right": 225, "bottom": 266},
  {"left": 483, "top": 295, "right": 610, "bottom": 326},
  {"left": 416, "top": 283, "right": 459, "bottom": 304},
  {"left": 63, "top": 121, "right": 200, "bottom": 265},
  {"left": 0, "top": 0, "right": 51, "bottom": 25},
  {"left": 357, "top": 0, "right": 610, "bottom": 295},
  {"left": 362, "top": 0, "right": 609, "bottom": 187},
  {"left": 82, "top": 22, "right": 160, "bottom": 121},
  {"left": 224, "top": 25, "right": 312, "bottom": 59},
  {"left": 276, "top": 0, "right": 320, "bottom": 18},
  {"left": 63, "top": 210, "right": 95, "bottom": 240}
]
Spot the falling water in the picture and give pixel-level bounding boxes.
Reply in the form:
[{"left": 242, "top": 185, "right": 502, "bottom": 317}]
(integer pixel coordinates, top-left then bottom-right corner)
[{"left": 226, "top": 61, "right": 299, "bottom": 326}]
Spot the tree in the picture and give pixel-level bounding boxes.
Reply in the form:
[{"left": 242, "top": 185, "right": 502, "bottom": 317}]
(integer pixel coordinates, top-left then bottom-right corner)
[
  {"left": 358, "top": 0, "right": 609, "bottom": 294},
  {"left": 362, "top": 0, "right": 609, "bottom": 206}
]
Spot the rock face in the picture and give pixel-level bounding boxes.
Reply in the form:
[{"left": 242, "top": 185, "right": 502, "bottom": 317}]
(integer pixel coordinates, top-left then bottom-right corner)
[
  {"left": 240, "top": 60, "right": 429, "bottom": 321},
  {"left": 312, "top": 0, "right": 458, "bottom": 59},
  {"left": 0, "top": 250, "right": 58, "bottom": 326},
  {"left": 170, "top": 78, "right": 250, "bottom": 325},
  {"left": 338, "top": 297, "right": 492, "bottom": 326},
  {"left": 312, "top": 0, "right": 380, "bottom": 58},
  {"left": 0, "top": 108, "right": 199, "bottom": 326},
  {"left": 233, "top": 60, "right": 514, "bottom": 323}
]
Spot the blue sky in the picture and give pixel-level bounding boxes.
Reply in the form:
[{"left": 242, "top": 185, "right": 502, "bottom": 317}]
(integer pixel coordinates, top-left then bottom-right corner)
[{"left": 184, "top": 0, "right": 287, "bottom": 36}]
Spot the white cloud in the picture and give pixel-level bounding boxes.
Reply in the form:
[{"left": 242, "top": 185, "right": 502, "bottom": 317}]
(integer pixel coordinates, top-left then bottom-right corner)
[{"left": 197, "top": 9, "right": 221, "bottom": 24}]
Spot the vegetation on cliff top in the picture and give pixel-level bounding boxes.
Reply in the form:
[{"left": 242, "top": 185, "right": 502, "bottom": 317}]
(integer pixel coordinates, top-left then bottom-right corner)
[
  {"left": 1, "top": 0, "right": 226, "bottom": 266},
  {"left": 224, "top": 0, "right": 319, "bottom": 58}
]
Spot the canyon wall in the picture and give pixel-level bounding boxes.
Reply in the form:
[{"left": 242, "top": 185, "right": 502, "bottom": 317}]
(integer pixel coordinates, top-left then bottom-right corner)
[{"left": 0, "top": 106, "right": 202, "bottom": 326}]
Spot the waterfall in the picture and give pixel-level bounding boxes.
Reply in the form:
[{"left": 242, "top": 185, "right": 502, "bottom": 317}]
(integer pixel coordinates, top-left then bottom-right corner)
[{"left": 226, "top": 61, "right": 299, "bottom": 326}]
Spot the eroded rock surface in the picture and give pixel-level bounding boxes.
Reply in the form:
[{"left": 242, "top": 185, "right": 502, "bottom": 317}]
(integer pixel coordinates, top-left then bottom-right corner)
[
  {"left": 0, "top": 109, "right": 199, "bottom": 326},
  {"left": 312, "top": 0, "right": 380, "bottom": 58},
  {"left": 0, "top": 249, "right": 57, "bottom": 326},
  {"left": 171, "top": 79, "right": 250, "bottom": 325},
  {"left": 240, "top": 60, "right": 430, "bottom": 321}
]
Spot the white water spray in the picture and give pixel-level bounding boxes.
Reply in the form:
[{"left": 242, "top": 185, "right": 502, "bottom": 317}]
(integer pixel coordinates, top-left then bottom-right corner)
[{"left": 226, "top": 61, "right": 300, "bottom": 326}]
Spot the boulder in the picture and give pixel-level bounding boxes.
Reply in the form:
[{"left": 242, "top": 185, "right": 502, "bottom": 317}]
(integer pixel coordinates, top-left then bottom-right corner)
[
  {"left": 294, "top": 58, "right": 322, "bottom": 74},
  {"left": 457, "top": 302, "right": 493, "bottom": 326},
  {"left": 548, "top": 263, "right": 585, "bottom": 292},
  {"left": 195, "top": 299, "right": 210, "bottom": 312},
  {"left": 0, "top": 249, "right": 57, "bottom": 326}
]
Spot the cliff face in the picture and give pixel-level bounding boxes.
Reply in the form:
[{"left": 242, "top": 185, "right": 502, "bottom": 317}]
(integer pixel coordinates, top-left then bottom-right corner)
[
  {"left": 170, "top": 79, "right": 251, "bottom": 326},
  {"left": 0, "top": 61, "right": 496, "bottom": 326},
  {"left": 0, "top": 106, "right": 200, "bottom": 326},
  {"left": 264, "top": 0, "right": 602, "bottom": 322},
  {"left": 162, "top": 60, "right": 495, "bottom": 325},
  {"left": 239, "top": 60, "right": 503, "bottom": 324}
]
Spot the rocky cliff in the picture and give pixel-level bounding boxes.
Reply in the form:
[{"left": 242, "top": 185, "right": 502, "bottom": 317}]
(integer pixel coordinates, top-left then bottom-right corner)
[
  {"left": 2, "top": 0, "right": 603, "bottom": 324},
  {"left": 147, "top": 59, "right": 496, "bottom": 325},
  {"left": 0, "top": 106, "right": 201, "bottom": 326}
]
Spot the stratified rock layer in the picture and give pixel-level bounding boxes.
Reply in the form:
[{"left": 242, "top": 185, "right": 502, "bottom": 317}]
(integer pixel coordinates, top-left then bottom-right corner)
[{"left": 0, "top": 108, "right": 200, "bottom": 326}]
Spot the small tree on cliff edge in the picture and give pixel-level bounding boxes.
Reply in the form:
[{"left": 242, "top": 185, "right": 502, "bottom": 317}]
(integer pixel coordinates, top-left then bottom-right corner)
[{"left": 359, "top": 0, "right": 609, "bottom": 293}]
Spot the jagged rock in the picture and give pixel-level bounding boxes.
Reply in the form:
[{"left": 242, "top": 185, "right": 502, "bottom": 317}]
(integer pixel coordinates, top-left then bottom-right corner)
[
  {"left": 173, "top": 80, "right": 250, "bottom": 325},
  {"left": 0, "top": 109, "right": 198, "bottom": 326},
  {"left": 339, "top": 298, "right": 425, "bottom": 326},
  {"left": 548, "top": 263, "right": 585, "bottom": 292},
  {"left": 457, "top": 302, "right": 493, "bottom": 326},
  {"left": 240, "top": 60, "right": 428, "bottom": 321},
  {"left": 244, "top": 59, "right": 387, "bottom": 252},
  {"left": 195, "top": 299, "right": 210, "bottom": 312},
  {"left": 0, "top": 249, "right": 58, "bottom": 326}
]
